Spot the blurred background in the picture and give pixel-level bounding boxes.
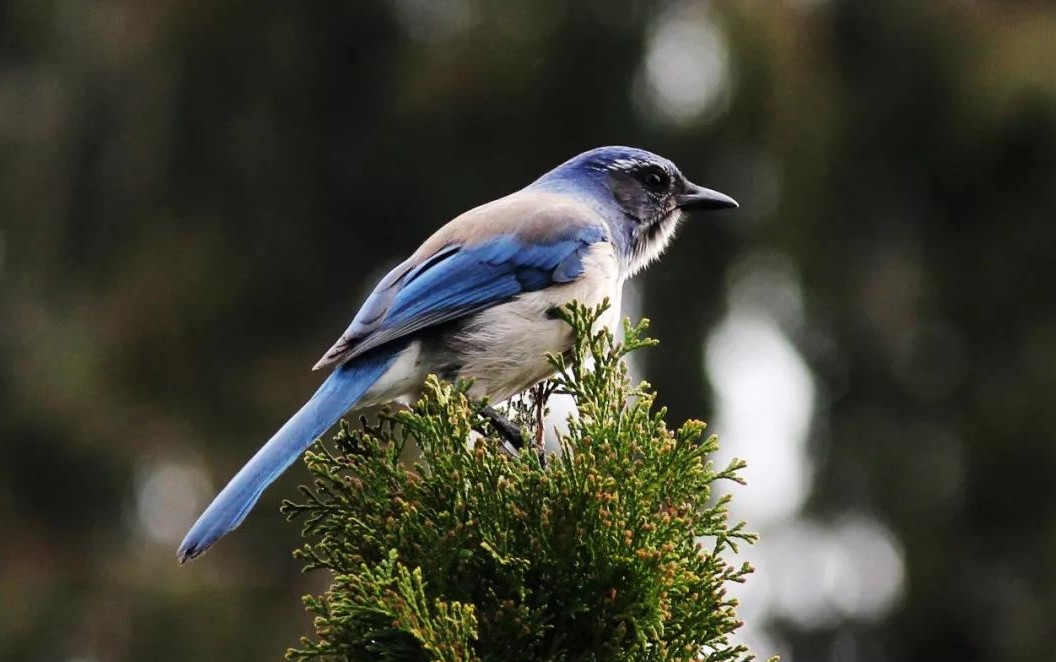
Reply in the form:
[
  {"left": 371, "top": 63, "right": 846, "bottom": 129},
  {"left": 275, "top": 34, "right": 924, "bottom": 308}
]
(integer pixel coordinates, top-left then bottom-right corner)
[{"left": 2, "top": 0, "right": 1056, "bottom": 660}]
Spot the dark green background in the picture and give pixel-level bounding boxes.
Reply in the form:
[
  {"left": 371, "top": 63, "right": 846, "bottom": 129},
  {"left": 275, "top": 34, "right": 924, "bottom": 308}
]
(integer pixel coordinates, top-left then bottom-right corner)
[{"left": 2, "top": 1, "right": 1055, "bottom": 660}]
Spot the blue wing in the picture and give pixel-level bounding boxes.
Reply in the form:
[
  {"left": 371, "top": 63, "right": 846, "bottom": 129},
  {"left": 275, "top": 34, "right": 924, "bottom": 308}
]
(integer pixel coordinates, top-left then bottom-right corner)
[{"left": 314, "top": 224, "right": 607, "bottom": 369}]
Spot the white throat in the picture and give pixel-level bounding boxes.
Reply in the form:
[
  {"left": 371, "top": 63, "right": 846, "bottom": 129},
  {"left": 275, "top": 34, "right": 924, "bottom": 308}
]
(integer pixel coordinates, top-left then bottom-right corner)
[{"left": 625, "top": 211, "right": 683, "bottom": 278}]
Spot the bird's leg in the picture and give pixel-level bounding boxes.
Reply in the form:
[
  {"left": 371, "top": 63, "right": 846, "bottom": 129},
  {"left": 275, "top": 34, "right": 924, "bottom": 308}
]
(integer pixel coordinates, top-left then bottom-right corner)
[
  {"left": 477, "top": 404, "right": 525, "bottom": 458},
  {"left": 532, "top": 383, "right": 546, "bottom": 451},
  {"left": 531, "top": 383, "right": 549, "bottom": 468}
]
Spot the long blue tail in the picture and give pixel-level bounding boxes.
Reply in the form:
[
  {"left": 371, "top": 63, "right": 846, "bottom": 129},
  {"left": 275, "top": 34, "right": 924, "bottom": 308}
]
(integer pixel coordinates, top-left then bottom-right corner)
[{"left": 177, "top": 348, "right": 399, "bottom": 563}]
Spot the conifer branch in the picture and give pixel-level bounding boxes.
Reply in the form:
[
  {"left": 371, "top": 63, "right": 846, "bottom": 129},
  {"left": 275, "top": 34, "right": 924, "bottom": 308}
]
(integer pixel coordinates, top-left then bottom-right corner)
[{"left": 282, "top": 302, "right": 766, "bottom": 661}]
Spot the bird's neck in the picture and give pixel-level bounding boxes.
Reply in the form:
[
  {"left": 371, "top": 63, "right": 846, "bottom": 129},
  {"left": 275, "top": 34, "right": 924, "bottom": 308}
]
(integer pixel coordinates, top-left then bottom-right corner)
[{"left": 523, "top": 176, "right": 662, "bottom": 279}]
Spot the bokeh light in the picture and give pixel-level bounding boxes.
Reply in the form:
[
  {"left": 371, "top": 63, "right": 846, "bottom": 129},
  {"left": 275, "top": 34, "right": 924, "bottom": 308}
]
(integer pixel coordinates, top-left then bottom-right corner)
[
  {"left": 706, "top": 253, "right": 813, "bottom": 525},
  {"left": 634, "top": 2, "right": 732, "bottom": 126},
  {"left": 706, "top": 252, "right": 906, "bottom": 656},
  {"left": 134, "top": 460, "right": 212, "bottom": 547}
]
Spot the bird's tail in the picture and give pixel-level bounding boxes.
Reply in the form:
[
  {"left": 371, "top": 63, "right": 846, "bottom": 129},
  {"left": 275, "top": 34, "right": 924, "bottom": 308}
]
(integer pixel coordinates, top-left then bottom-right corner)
[{"left": 176, "top": 348, "right": 399, "bottom": 563}]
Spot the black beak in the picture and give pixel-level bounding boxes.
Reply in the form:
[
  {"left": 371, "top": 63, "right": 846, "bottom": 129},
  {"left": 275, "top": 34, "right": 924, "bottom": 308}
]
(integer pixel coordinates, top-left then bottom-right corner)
[{"left": 675, "top": 182, "right": 739, "bottom": 211}]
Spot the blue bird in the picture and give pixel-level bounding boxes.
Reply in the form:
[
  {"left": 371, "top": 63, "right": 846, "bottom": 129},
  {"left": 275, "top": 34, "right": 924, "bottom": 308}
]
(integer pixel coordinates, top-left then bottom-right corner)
[{"left": 177, "top": 146, "right": 737, "bottom": 563}]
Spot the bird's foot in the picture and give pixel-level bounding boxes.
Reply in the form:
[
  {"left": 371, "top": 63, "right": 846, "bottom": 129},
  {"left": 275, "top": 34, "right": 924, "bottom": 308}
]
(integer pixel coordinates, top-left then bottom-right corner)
[
  {"left": 477, "top": 405, "right": 525, "bottom": 458},
  {"left": 477, "top": 404, "right": 547, "bottom": 467}
]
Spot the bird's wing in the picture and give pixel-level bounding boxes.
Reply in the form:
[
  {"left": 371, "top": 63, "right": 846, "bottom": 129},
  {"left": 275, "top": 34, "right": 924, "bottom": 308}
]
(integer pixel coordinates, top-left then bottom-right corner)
[{"left": 314, "top": 193, "right": 608, "bottom": 370}]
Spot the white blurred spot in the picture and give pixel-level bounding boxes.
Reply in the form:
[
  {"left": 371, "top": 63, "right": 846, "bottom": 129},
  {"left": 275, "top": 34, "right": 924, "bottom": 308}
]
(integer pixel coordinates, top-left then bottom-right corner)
[
  {"left": 706, "top": 253, "right": 905, "bottom": 650},
  {"left": 392, "top": 0, "right": 475, "bottom": 42},
  {"left": 135, "top": 461, "right": 212, "bottom": 545},
  {"left": 706, "top": 309, "right": 814, "bottom": 524},
  {"left": 634, "top": 2, "right": 731, "bottom": 126},
  {"left": 706, "top": 256, "right": 813, "bottom": 525},
  {"left": 767, "top": 521, "right": 842, "bottom": 627},
  {"left": 827, "top": 515, "right": 905, "bottom": 620},
  {"left": 759, "top": 517, "right": 904, "bottom": 628},
  {"left": 542, "top": 391, "right": 576, "bottom": 455}
]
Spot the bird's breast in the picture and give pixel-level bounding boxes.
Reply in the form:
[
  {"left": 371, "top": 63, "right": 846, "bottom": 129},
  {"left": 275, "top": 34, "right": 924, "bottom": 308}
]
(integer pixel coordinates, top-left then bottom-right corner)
[{"left": 443, "top": 242, "right": 621, "bottom": 402}]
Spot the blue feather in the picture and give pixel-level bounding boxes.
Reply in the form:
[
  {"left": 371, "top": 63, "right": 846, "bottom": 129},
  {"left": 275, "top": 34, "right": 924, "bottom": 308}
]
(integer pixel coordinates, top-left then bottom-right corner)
[
  {"left": 332, "top": 227, "right": 607, "bottom": 361},
  {"left": 176, "top": 346, "right": 402, "bottom": 563}
]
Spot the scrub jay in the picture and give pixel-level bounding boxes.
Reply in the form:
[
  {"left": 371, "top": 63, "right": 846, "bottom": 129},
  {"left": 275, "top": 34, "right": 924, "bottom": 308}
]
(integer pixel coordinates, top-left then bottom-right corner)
[{"left": 177, "top": 146, "right": 737, "bottom": 563}]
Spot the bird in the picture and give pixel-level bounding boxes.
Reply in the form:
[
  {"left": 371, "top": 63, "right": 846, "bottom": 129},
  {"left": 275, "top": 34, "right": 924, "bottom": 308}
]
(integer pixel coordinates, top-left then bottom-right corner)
[{"left": 177, "top": 146, "right": 737, "bottom": 563}]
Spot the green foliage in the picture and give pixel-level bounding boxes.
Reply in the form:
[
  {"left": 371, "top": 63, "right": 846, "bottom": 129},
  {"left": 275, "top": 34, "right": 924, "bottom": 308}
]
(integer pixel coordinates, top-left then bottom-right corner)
[{"left": 282, "top": 303, "right": 759, "bottom": 662}]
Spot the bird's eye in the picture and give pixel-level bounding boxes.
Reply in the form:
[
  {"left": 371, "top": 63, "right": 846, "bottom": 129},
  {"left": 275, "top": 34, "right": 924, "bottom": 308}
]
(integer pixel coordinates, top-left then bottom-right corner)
[{"left": 641, "top": 169, "right": 669, "bottom": 193}]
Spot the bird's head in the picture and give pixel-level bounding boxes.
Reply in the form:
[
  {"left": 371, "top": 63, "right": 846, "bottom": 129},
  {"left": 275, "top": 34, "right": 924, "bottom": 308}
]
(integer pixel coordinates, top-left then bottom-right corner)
[{"left": 531, "top": 146, "right": 737, "bottom": 276}]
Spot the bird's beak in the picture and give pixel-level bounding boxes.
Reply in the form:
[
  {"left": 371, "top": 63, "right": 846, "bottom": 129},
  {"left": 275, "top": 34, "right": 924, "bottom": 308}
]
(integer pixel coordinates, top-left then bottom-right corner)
[{"left": 675, "top": 182, "right": 739, "bottom": 211}]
